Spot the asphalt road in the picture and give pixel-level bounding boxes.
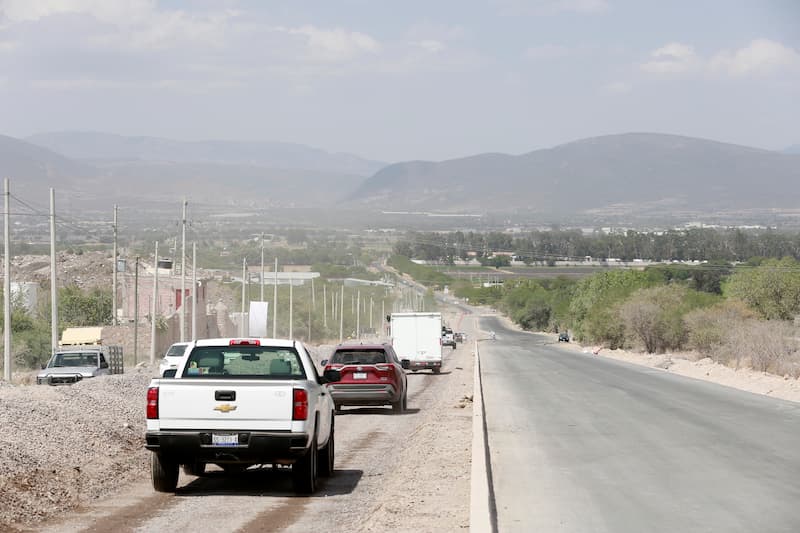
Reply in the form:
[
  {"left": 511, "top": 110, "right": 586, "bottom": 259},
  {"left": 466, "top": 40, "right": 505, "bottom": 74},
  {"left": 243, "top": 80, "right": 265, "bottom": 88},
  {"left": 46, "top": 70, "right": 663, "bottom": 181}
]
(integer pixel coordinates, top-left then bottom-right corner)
[{"left": 478, "top": 315, "right": 800, "bottom": 533}]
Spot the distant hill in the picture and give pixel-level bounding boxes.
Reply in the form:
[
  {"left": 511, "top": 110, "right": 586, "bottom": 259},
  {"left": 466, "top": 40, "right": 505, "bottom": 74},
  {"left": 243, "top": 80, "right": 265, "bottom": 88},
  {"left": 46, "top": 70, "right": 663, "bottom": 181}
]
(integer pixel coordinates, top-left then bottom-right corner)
[
  {"left": 27, "top": 131, "right": 386, "bottom": 176},
  {"left": 0, "top": 135, "right": 366, "bottom": 207},
  {"left": 0, "top": 134, "right": 99, "bottom": 196},
  {"left": 348, "top": 133, "right": 800, "bottom": 216}
]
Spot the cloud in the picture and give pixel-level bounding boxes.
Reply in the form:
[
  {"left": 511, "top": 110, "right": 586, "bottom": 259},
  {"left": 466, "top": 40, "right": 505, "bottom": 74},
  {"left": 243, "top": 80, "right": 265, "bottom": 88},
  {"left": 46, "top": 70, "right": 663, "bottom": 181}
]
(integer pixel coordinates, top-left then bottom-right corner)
[
  {"left": 525, "top": 44, "right": 570, "bottom": 59},
  {"left": 710, "top": 39, "right": 800, "bottom": 77},
  {"left": 0, "top": 40, "right": 19, "bottom": 53},
  {"left": 411, "top": 40, "right": 445, "bottom": 53},
  {"left": 279, "top": 25, "right": 381, "bottom": 62},
  {"left": 0, "top": 0, "right": 235, "bottom": 51},
  {"left": 640, "top": 42, "right": 700, "bottom": 75},
  {"left": 495, "top": 0, "right": 609, "bottom": 16}
]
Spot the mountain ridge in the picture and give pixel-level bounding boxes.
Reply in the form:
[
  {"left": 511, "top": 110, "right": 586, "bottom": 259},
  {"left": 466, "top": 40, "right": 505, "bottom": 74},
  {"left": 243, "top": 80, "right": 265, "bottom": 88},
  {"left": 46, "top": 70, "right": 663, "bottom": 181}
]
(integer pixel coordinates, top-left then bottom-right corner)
[{"left": 348, "top": 132, "right": 800, "bottom": 215}]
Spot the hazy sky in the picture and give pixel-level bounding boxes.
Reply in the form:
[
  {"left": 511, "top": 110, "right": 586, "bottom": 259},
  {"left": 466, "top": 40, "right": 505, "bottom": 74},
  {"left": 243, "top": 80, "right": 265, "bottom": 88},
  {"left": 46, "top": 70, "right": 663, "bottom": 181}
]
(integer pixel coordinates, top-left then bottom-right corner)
[{"left": 0, "top": 0, "right": 798, "bottom": 162}]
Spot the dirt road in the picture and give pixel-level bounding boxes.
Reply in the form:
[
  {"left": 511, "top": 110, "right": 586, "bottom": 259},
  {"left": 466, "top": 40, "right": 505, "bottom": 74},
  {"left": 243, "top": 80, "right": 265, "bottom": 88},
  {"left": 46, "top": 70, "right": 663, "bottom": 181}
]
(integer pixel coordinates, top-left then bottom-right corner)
[{"left": 35, "top": 320, "right": 474, "bottom": 533}]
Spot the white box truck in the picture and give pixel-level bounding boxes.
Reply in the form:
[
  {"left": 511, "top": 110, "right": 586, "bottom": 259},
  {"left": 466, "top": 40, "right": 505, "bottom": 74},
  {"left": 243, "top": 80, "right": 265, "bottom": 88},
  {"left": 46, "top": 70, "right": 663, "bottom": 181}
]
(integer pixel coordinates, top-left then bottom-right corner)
[{"left": 390, "top": 312, "right": 443, "bottom": 374}]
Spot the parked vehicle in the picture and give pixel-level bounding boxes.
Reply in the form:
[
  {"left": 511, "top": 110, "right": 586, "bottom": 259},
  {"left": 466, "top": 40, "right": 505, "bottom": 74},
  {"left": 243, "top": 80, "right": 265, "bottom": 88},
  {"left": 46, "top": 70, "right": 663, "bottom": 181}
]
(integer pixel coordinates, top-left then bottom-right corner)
[
  {"left": 441, "top": 326, "right": 456, "bottom": 349},
  {"left": 558, "top": 332, "right": 570, "bottom": 342},
  {"left": 145, "top": 338, "right": 340, "bottom": 494},
  {"left": 321, "top": 343, "right": 410, "bottom": 414},
  {"left": 390, "top": 312, "right": 443, "bottom": 373},
  {"left": 37, "top": 327, "right": 123, "bottom": 385},
  {"left": 158, "top": 342, "right": 190, "bottom": 377}
]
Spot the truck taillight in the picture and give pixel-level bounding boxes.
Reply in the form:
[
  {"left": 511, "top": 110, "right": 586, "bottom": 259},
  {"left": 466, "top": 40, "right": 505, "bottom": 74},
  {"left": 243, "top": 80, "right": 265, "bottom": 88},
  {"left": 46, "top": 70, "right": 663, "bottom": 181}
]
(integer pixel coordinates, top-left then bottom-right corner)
[
  {"left": 293, "top": 388, "right": 308, "bottom": 420},
  {"left": 146, "top": 387, "right": 159, "bottom": 419}
]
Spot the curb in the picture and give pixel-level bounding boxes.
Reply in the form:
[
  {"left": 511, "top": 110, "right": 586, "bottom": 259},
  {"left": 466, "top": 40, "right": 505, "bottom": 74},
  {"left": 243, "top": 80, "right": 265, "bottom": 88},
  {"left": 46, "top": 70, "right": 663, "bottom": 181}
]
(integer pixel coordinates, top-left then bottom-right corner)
[{"left": 470, "top": 338, "right": 498, "bottom": 533}]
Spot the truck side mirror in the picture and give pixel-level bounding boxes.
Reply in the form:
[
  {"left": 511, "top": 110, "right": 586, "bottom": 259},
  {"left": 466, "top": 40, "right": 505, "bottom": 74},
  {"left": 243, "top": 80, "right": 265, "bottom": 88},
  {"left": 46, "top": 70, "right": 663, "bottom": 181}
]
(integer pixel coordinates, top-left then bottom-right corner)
[{"left": 401, "top": 359, "right": 411, "bottom": 370}]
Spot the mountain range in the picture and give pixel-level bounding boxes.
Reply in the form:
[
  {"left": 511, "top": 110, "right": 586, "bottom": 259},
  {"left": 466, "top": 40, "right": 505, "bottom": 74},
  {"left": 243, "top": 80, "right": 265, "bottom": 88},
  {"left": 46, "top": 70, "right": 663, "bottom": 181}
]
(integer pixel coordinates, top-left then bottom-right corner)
[
  {"left": 348, "top": 133, "right": 800, "bottom": 216},
  {"left": 3, "top": 131, "right": 799, "bottom": 220}
]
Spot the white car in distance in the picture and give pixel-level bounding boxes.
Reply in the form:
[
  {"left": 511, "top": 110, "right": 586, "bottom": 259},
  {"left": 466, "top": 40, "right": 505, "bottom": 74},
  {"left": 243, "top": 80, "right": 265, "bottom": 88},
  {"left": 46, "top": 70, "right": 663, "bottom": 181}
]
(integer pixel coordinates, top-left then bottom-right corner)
[{"left": 159, "top": 342, "right": 190, "bottom": 377}]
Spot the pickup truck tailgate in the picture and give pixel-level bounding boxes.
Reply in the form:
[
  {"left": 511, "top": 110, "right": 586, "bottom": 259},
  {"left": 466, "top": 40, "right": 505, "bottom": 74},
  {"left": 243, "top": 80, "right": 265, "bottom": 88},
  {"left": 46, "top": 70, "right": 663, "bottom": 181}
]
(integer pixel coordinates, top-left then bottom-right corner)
[{"left": 157, "top": 380, "right": 294, "bottom": 431}]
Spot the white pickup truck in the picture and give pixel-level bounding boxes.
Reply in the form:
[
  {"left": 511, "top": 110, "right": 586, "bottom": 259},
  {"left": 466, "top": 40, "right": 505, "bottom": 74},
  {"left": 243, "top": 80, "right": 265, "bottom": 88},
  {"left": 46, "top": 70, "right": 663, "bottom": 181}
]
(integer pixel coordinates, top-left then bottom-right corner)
[{"left": 145, "top": 338, "right": 341, "bottom": 494}]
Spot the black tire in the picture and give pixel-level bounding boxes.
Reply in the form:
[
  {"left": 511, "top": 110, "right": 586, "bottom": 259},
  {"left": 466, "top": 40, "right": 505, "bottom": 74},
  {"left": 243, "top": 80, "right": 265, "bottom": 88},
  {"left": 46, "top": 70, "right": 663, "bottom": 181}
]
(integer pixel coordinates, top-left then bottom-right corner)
[
  {"left": 392, "top": 395, "right": 405, "bottom": 414},
  {"left": 151, "top": 453, "right": 179, "bottom": 493},
  {"left": 318, "top": 422, "right": 335, "bottom": 477},
  {"left": 402, "top": 392, "right": 408, "bottom": 411},
  {"left": 182, "top": 461, "right": 205, "bottom": 477},
  {"left": 293, "top": 435, "right": 318, "bottom": 494},
  {"left": 433, "top": 367, "right": 441, "bottom": 374}
]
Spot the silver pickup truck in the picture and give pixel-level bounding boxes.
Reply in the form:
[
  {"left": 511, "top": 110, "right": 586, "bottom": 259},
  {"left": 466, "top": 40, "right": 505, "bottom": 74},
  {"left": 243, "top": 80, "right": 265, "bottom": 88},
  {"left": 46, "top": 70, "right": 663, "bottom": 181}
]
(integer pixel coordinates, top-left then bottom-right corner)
[
  {"left": 145, "top": 338, "right": 341, "bottom": 494},
  {"left": 37, "top": 345, "right": 123, "bottom": 385}
]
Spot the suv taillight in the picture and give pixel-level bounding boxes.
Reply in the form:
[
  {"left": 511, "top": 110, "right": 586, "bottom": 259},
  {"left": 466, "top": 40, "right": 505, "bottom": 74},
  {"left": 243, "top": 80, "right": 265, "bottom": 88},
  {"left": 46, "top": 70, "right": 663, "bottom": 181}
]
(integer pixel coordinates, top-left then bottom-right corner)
[
  {"left": 374, "top": 364, "right": 392, "bottom": 372},
  {"left": 293, "top": 388, "right": 308, "bottom": 420},
  {"left": 146, "top": 387, "right": 159, "bottom": 419}
]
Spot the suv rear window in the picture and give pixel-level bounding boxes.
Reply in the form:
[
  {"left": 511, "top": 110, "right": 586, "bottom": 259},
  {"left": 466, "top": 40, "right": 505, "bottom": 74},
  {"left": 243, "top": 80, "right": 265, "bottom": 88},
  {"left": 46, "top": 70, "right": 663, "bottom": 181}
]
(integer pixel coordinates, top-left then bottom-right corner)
[
  {"left": 330, "top": 349, "right": 387, "bottom": 365},
  {"left": 181, "top": 346, "right": 305, "bottom": 379}
]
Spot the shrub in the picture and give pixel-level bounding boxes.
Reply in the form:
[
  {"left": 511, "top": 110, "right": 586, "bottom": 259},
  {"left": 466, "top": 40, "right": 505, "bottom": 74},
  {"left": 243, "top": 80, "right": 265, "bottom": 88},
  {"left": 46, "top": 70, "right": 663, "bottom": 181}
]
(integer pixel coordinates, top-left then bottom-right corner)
[{"left": 619, "top": 285, "right": 691, "bottom": 353}]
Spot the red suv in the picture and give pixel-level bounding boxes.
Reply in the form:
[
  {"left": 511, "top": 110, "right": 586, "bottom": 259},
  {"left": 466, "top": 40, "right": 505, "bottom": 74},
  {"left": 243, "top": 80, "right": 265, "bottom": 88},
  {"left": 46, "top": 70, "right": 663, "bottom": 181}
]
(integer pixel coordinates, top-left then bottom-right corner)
[{"left": 322, "top": 343, "right": 410, "bottom": 414}]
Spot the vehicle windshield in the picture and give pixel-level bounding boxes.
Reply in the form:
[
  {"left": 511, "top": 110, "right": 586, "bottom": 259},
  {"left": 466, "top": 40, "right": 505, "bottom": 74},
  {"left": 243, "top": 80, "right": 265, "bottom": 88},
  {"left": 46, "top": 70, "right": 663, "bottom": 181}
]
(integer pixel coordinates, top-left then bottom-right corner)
[
  {"left": 181, "top": 345, "right": 305, "bottom": 379},
  {"left": 165, "top": 344, "right": 188, "bottom": 358},
  {"left": 49, "top": 352, "right": 98, "bottom": 368},
  {"left": 330, "top": 349, "right": 387, "bottom": 365}
]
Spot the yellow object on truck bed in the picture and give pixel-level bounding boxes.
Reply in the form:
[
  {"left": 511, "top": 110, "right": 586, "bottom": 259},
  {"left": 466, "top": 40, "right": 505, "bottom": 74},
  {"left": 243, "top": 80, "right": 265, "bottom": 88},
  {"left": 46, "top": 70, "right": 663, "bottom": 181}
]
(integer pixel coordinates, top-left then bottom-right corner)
[{"left": 60, "top": 327, "right": 104, "bottom": 346}]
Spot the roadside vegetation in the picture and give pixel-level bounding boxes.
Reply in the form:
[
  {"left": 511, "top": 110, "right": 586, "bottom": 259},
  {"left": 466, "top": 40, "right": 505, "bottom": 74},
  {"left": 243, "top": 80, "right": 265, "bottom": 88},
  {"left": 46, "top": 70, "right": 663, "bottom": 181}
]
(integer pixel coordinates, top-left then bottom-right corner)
[
  {"left": 0, "top": 286, "right": 113, "bottom": 370},
  {"left": 392, "top": 229, "right": 800, "bottom": 378}
]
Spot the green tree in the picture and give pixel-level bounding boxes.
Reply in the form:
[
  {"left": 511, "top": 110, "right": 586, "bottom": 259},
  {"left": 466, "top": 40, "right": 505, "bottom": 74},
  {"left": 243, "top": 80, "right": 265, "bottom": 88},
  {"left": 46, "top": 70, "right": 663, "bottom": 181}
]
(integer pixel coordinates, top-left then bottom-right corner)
[
  {"left": 58, "top": 286, "right": 113, "bottom": 327},
  {"left": 724, "top": 258, "right": 800, "bottom": 320}
]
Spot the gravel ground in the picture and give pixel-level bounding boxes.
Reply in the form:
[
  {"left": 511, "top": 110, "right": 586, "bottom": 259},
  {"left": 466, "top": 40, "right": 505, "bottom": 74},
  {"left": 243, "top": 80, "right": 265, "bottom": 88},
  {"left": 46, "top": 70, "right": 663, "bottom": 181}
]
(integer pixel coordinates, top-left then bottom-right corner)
[
  {"left": 0, "top": 322, "right": 474, "bottom": 532},
  {"left": 0, "top": 365, "right": 155, "bottom": 530}
]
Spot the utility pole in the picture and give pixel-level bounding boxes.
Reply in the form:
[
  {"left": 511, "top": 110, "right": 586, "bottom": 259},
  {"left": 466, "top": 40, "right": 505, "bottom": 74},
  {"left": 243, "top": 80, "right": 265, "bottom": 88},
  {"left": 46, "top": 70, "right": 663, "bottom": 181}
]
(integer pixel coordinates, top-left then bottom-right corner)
[
  {"left": 111, "top": 204, "right": 118, "bottom": 326},
  {"left": 49, "top": 188, "right": 58, "bottom": 354},
  {"left": 311, "top": 278, "right": 315, "bottom": 309},
  {"left": 288, "top": 276, "right": 293, "bottom": 339},
  {"left": 180, "top": 199, "right": 187, "bottom": 342},
  {"left": 191, "top": 242, "right": 197, "bottom": 341},
  {"left": 150, "top": 242, "right": 159, "bottom": 364},
  {"left": 381, "top": 300, "right": 385, "bottom": 337},
  {"left": 260, "top": 233, "right": 265, "bottom": 302},
  {"left": 339, "top": 284, "right": 344, "bottom": 342},
  {"left": 323, "top": 284, "right": 327, "bottom": 328},
  {"left": 272, "top": 257, "right": 278, "bottom": 338},
  {"left": 356, "top": 289, "right": 361, "bottom": 340},
  {"left": 308, "top": 284, "right": 312, "bottom": 342},
  {"left": 370, "top": 296, "right": 374, "bottom": 330},
  {"left": 240, "top": 258, "right": 247, "bottom": 337},
  {"left": 133, "top": 256, "right": 139, "bottom": 365},
  {"left": 3, "top": 178, "right": 10, "bottom": 381}
]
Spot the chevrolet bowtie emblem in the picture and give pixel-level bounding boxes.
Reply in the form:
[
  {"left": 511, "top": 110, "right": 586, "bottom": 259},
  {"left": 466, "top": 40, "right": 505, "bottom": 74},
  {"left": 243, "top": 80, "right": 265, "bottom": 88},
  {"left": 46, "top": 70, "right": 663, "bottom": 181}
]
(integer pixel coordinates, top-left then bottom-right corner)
[{"left": 214, "top": 404, "right": 237, "bottom": 413}]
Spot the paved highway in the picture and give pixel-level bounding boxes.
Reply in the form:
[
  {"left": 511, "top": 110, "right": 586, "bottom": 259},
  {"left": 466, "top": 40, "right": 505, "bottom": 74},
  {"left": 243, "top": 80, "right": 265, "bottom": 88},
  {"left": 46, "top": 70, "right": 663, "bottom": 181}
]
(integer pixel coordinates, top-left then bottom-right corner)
[{"left": 478, "top": 315, "right": 800, "bottom": 533}]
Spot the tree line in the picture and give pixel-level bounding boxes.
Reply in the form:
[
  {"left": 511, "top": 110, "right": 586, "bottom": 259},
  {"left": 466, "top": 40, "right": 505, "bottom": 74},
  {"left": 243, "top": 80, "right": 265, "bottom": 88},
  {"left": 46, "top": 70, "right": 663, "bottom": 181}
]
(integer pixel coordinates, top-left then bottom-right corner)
[{"left": 394, "top": 227, "right": 800, "bottom": 263}]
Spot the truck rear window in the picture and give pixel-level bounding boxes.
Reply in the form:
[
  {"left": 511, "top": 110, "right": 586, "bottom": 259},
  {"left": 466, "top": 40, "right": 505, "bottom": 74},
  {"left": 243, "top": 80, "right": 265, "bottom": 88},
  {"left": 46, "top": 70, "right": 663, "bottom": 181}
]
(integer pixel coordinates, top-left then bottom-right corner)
[
  {"left": 181, "top": 346, "right": 306, "bottom": 379},
  {"left": 330, "top": 350, "right": 387, "bottom": 365}
]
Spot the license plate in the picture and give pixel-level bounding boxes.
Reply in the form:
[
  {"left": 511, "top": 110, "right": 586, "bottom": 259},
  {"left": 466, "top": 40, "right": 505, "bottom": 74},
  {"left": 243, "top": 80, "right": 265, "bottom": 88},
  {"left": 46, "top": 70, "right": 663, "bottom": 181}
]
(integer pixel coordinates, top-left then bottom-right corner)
[
  {"left": 353, "top": 372, "right": 367, "bottom": 379},
  {"left": 212, "top": 434, "right": 238, "bottom": 446}
]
